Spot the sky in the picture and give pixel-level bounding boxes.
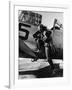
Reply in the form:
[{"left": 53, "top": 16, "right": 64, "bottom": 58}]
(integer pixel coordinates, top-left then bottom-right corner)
[{"left": 34, "top": 11, "right": 63, "bottom": 29}]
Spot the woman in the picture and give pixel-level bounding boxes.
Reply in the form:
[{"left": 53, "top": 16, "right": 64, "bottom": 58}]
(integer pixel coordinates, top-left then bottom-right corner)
[
  {"left": 43, "top": 29, "right": 55, "bottom": 70},
  {"left": 32, "top": 24, "right": 46, "bottom": 61}
]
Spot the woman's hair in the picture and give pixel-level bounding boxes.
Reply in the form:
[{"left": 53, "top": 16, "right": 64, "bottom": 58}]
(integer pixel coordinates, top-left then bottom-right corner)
[
  {"left": 45, "top": 31, "right": 51, "bottom": 37},
  {"left": 40, "top": 24, "right": 47, "bottom": 32}
]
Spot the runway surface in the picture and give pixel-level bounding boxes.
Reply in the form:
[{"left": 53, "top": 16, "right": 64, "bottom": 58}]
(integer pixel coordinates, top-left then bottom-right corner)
[{"left": 18, "top": 58, "right": 63, "bottom": 79}]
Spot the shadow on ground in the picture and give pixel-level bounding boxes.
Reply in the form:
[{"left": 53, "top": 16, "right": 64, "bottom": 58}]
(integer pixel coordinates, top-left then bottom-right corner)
[{"left": 19, "top": 64, "right": 63, "bottom": 79}]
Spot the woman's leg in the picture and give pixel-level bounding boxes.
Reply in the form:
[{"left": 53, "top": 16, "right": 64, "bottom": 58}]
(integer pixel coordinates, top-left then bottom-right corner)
[
  {"left": 45, "top": 46, "right": 48, "bottom": 62},
  {"left": 48, "top": 45, "right": 54, "bottom": 70},
  {"left": 45, "top": 44, "right": 54, "bottom": 69}
]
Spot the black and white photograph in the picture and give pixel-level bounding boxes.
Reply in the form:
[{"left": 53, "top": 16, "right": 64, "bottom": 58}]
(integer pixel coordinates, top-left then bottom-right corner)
[{"left": 18, "top": 10, "right": 63, "bottom": 79}]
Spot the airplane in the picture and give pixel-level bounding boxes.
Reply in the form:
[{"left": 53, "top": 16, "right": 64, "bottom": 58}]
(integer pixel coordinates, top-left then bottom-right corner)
[{"left": 19, "top": 11, "right": 63, "bottom": 60}]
